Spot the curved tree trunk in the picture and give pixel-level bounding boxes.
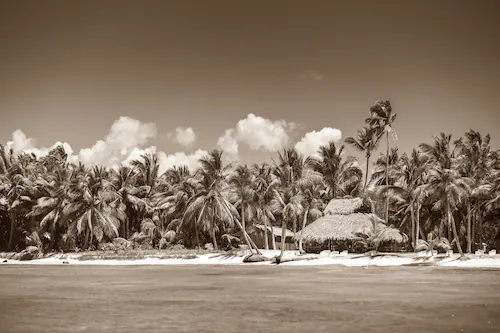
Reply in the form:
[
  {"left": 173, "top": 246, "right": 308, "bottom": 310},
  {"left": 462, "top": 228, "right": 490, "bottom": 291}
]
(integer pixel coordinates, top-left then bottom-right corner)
[
  {"left": 298, "top": 209, "right": 309, "bottom": 253},
  {"left": 449, "top": 207, "right": 464, "bottom": 256},
  {"left": 467, "top": 200, "right": 472, "bottom": 254}
]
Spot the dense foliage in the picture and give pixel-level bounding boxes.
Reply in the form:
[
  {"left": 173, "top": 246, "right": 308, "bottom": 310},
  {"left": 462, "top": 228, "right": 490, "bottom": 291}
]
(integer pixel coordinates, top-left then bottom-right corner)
[{"left": 1, "top": 101, "right": 499, "bottom": 254}]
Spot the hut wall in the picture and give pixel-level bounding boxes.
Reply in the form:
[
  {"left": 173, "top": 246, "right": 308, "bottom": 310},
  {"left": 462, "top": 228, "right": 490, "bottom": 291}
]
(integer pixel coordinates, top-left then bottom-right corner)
[{"left": 275, "top": 236, "right": 297, "bottom": 250}]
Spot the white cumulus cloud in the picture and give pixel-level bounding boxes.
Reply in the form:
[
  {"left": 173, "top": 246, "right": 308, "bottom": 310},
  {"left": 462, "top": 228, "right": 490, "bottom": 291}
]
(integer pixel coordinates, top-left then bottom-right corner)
[
  {"left": 78, "top": 116, "right": 157, "bottom": 167},
  {"left": 171, "top": 127, "right": 197, "bottom": 147},
  {"left": 294, "top": 127, "right": 342, "bottom": 157},
  {"left": 217, "top": 129, "right": 239, "bottom": 159},
  {"left": 157, "top": 149, "right": 208, "bottom": 174},
  {"left": 235, "top": 113, "right": 296, "bottom": 152}
]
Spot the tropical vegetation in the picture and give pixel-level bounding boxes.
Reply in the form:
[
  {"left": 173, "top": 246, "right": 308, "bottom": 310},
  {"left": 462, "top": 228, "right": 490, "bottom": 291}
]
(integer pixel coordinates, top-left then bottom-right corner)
[{"left": 1, "top": 101, "right": 499, "bottom": 256}]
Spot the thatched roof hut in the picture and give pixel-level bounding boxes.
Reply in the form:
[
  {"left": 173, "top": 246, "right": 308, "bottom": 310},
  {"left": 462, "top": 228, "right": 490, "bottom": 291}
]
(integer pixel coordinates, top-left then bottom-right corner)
[
  {"left": 296, "top": 213, "right": 407, "bottom": 244},
  {"left": 323, "top": 197, "right": 372, "bottom": 215},
  {"left": 295, "top": 197, "right": 407, "bottom": 247}
]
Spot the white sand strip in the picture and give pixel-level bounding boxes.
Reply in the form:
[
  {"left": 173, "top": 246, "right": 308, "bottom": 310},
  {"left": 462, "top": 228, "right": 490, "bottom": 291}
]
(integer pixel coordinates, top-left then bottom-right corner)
[{"left": 2, "top": 251, "right": 500, "bottom": 268}]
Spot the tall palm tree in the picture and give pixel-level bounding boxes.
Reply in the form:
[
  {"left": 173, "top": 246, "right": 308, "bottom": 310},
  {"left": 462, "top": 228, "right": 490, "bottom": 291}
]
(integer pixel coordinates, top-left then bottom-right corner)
[
  {"left": 454, "top": 130, "right": 493, "bottom": 253},
  {"left": 252, "top": 163, "right": 277, "bottom": 250},
  {"left": 365, "top": 100, "right": 397, "bottom": 224},
  {"left": 179, "top": 150, "right": 261, "bottom": 254},
  {"left": 270, "top": 187, "right": 303, "bottom": 261},
  {"left": 228, "top": 165, "right": 258, "bottom": 231},
  {"left": 305, "top": 142, "right": 362, "bottom": 199},
  {"left": 345, "top": 126, "right": 383, "bottom": 191},
  {"left": 297, "top": 185, "right": 324, "bottom": 254}
]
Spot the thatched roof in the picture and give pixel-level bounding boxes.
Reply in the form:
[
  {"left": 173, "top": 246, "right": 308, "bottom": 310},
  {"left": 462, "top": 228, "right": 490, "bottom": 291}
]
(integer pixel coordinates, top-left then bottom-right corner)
[
  {"left": 295, "top": 213, "right": 407, "bottom": 244},
  {"left": 251, "top": 224, "right": 294, "bottom": 238},
  {"left": 324, "top": 197, "right": 367, "bottom": 215}
]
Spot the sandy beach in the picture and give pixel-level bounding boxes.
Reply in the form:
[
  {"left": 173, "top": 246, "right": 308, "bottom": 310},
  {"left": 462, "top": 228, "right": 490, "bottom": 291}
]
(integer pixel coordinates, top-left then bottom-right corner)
[{"left": 3, "top": 250, "right": 500, "bottom": 268}]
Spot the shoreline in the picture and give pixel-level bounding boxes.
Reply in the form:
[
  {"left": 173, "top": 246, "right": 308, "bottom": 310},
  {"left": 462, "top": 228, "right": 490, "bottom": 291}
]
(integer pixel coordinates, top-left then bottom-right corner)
[{"left": 2, "top": 250, "right": 500, "bottom": 268}]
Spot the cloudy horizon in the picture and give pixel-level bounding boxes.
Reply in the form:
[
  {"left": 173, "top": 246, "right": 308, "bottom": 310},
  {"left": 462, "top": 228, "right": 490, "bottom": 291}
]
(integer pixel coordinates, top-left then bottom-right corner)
[{"left": 1, "top": 0, "right": 499, "bottom": 172}]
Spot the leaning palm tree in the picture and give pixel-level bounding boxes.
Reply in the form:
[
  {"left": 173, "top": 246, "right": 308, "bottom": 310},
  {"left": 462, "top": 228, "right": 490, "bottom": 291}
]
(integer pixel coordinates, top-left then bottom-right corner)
[
  {"left": 345, "top": 126, "right": 383, "bottom": 190},
  {"left": 178, "top": 150, "right": 261, "bottom": 254}
]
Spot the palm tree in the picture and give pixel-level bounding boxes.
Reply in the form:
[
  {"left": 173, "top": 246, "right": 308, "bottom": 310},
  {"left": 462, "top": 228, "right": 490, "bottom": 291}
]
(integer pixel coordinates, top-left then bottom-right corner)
[
  {"left": 179, "top": 150, "right": 261, "bottom": 254},
  {"left": 228, "top": 165, "right": 258, "bottom": 231},
  {"left": 252, "top": 163, "right": 277, "bottom": 250},
  {"left": 454, "top": 130, "right": 494, "bottom": 253},
  {"left": 63, "top": 166, "right": 123, "bottom": 248},
  {"left": 270, "top": 187, "right": 303, "bottom": 261},
  {"left": 345, "top": 126, "right": 383, "bottom": 191},
  {"left": 305, "top": 142, "right": 362, "bottom": 199},
  {"left": 25, "top": 163, "right": 71, "bottom": 249},
  {"left": 365, "top": 100, "right": 397, "bottom": 224},
  {"left": 297, "top": 185, "right": 324, "bottom": 253}
]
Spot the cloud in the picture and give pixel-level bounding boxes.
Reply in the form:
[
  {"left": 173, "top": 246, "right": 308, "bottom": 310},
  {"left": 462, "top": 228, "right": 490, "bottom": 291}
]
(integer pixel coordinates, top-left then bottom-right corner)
[
  {"left": 5, "top": 130, "right": 77, "bottom": 161},
  {"left": 157, "top": 149, "right": 208, "bottom": 174},
  {"left": 78, "top": 116, "right": 157, "bottom": 167},
  {"left": 294, "top": 127, "right": 342, "bottom": 157},
  {"left": 171, "top": 127, "right": 197, "bottom": 147},
  {"left": 217, "top": 129, "right": 239, "bottom": 160},
  {"left": 234, "top": 113, "right": 296, "bottom": 152},
  {"left": 299, "top": 70, "right": 324, "bottom": 81}
]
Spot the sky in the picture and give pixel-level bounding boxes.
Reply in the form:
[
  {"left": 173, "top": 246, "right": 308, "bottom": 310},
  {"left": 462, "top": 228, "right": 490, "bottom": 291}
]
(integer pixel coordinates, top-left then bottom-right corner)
[{"left": 1, "top": 0, "right": 499, "bottom": 173}]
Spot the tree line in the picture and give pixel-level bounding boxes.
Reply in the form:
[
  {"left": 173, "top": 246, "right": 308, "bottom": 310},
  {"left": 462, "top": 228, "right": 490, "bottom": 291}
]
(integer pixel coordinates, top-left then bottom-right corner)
[{"left": 1, "top": 101, "right": 499, "bottom": 257}]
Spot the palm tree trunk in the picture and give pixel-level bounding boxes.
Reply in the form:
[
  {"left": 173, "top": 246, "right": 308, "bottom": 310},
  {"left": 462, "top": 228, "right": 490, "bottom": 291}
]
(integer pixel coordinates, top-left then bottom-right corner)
[
  {"left": 271, "top": 225, "right": 277, "bottom": 250},
  {"left": 410, "top": 200, "right": 415, "bottom": 250},
  {"left": 363, "top": 156, "right": 370, "bottom": 190},
  {"left": 449, "top": 207, "right": 464, "bottom": 256},
  {"left": 416, "top": 202, "right": 421, "bottom": 243},
  {"left": 8, "top": 212, "right": 15, "bottom": 251},
  {"left": 298, "top": 209, "right": 309, "bottom": 253},
  {"left": 385, "top": 132, "right": 390, "bottom": 224},
  {"left": 234, "top": 217, "right": 262, "bottom": 255},
  {"left": 194, "top": 222, "right": 200, "bottom": 249},
  {"left": 277, "top": 218, "right": 287, "bottom": 260},
  {"left": 263, "top": 216, "right": 270, "bottom": 250},
  {"left": 467, "top": 200, "right": 472, "bottom": 254},
  {"left": 241, "top": 206, "right": 245, "bottom": 231},
  {"left": 211, "top": 228, "right": 218, "bottom": 251}
]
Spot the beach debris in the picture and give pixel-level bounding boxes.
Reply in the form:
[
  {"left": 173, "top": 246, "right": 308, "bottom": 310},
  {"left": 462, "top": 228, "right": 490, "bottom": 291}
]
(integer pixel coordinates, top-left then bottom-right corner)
[
  {"left": 2, "top": 259, "right": 7, "bottom": 263},
  {"left": 489, "top": 249, "right": 496, "bottom": 256},
  {"left": 14, "top": 246, "right": 41, "bottom": 261},
  {"left": 62, "top": 261, "right": 69, "bottom": 264},
  {"left": 243, "top": 254, "right": 269, "bottom": 263}
]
